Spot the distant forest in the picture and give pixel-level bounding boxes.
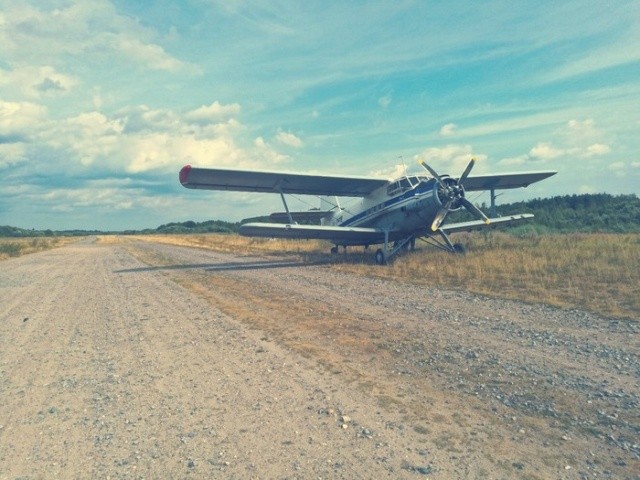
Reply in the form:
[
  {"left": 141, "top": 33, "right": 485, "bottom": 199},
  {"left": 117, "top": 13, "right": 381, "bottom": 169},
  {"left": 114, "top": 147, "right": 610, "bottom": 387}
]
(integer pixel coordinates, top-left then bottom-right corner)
[
  {"left": 449, "top": 193, "right": 640, "bottom": 234},
  {"left": 1, "top": 193, "right": 639, "bottom": 237}
]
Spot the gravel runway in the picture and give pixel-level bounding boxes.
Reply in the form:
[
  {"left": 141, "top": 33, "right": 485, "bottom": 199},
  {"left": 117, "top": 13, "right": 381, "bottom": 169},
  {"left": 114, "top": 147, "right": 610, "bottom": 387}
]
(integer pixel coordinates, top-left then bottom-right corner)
[{"left": 0, "top": 238, "right": 637, "bottom": 479}]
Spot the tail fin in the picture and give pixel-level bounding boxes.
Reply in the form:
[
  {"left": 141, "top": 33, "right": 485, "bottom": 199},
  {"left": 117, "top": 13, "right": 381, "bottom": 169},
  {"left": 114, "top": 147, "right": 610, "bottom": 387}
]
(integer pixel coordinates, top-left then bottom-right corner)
[{"left": 319, "top": 196, "right": 340, "bottom": 225}]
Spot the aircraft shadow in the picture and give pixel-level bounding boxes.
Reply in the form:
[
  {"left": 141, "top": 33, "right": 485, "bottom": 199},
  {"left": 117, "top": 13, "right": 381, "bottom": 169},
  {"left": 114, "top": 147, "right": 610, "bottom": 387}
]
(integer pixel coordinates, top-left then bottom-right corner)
[
  {"left": 115, "top": 258, "right": 330, "bottom": 274},
  {"left": 205, "top": 259, "right": 330, "bottom": 271}
]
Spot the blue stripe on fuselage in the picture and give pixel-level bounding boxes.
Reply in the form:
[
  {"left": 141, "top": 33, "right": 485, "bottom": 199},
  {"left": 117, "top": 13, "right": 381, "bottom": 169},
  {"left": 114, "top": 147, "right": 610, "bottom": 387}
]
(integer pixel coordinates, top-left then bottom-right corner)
[{"left": 340, "top": 180, "right": 435, "bottom": 227}]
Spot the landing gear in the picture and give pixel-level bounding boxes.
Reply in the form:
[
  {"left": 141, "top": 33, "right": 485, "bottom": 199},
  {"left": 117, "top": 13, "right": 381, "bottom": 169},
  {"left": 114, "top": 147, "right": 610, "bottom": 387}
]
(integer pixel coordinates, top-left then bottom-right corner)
[
  {"left": 417, "top": 229, "right": 467, "bottom": 254},
  {"left": 453, "top": 243, "right": 466, "bottom": 255},
  {"left": 375, "top": 233, "right": 416, "bottom": 265},
  {"left": 330, "top": 246, "right": 338, "bottom": 255}
]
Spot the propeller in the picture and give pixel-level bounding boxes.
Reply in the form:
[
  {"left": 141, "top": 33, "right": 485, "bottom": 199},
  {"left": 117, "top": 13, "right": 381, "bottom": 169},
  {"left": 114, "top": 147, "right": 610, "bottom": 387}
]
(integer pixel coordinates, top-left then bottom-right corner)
[{"left": 418, "top": 158, "right": 490, "bottom": 231}]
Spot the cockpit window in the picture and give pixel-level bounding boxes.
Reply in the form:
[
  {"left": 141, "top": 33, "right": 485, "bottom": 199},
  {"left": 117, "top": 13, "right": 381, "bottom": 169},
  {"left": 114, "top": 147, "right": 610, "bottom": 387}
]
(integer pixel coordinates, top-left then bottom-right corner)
[{"left": 387, "top": 177, "right": 417, "bottom": 196}]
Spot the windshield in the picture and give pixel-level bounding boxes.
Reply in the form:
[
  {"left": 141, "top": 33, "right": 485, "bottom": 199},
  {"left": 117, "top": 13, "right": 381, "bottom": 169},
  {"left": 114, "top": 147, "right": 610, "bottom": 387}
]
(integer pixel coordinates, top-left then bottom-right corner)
[{"left": 387, "top": 176, "right": 419, "bottom": 196}]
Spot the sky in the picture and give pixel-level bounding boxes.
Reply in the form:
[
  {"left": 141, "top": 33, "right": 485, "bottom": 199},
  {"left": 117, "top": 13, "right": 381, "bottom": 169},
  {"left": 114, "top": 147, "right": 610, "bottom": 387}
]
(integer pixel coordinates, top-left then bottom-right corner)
[{"left": 1, "top": 0, "right": 639, "bottom": 231}]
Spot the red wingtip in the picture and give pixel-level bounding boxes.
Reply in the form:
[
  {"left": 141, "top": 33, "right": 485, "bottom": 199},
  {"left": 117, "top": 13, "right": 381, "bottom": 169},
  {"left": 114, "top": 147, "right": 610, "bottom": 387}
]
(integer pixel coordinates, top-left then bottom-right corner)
[{"left": 179, "top": 164, "right": 192, "bottom": 185}]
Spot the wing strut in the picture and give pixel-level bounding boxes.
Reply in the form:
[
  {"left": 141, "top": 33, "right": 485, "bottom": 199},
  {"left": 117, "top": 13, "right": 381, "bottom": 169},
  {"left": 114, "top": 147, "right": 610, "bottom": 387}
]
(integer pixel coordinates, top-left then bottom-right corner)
[{"left": 279, "top": 191, "right": 294, "bottom": 224}]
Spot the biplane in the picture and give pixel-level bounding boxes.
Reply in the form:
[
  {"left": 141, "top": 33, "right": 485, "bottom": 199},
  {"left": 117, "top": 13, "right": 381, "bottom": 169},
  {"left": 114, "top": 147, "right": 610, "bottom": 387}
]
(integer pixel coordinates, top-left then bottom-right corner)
[{"left": 179, "top": 159, "right": 556, "bottom": 264}]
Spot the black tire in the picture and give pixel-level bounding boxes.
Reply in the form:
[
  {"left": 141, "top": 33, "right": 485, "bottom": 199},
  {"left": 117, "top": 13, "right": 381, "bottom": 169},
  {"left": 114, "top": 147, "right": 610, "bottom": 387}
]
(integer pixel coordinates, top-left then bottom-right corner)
[
  {"left": 375, "top": 249, "right": 386, "bottom": 265},
  {"left": 453, "top": 243, "right": 466, "bottom": 255},
  {"left": 330, "top": 246, "right": 338, "bottom": 255}
]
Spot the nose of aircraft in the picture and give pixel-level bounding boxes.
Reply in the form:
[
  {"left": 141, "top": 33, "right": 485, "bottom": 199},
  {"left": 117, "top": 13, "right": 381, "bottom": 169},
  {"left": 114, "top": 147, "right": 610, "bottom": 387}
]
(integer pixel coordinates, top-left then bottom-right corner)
[{"left": 417, "top": 158, "right": 490, "bottom": 231}]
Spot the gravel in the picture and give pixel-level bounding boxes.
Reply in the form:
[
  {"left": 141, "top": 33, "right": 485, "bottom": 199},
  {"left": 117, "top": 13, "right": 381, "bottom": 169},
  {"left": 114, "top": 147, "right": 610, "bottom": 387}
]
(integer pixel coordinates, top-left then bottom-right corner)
[{"left": 1, "top": 238, "right": 638, "bottom": 479}]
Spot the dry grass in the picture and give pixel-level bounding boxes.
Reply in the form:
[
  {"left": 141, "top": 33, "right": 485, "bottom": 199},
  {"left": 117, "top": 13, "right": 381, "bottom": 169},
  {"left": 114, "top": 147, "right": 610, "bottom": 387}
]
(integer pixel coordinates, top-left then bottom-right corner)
[
  {"left": 111, "top": 232, "right": 640, "bottom": 320},
  {"left": 0, "top": 237, "right": 79, "bottom": 260},
  {"left": 342, "top": 232, "right": 640, "bottom": 320}
]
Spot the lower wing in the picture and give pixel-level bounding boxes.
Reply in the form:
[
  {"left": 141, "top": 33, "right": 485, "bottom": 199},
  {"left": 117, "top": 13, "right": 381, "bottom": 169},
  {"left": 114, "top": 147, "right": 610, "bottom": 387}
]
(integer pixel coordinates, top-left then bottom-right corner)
[
  {"left": 239, "top": 213, "right": 534, "bottom": 243},
  {"left": 239, "top": 223, "right": 385, "bottom": 243},
  {"left": 441, "top": 214, "right": 534, "bottom": 234}
]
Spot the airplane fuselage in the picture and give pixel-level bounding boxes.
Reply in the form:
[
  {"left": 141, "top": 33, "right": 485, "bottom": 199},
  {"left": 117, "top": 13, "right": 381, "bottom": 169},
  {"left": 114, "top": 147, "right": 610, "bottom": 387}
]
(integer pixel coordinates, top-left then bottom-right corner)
[{"left": 321, "top": 175, "right": 445, "bottom": 244}]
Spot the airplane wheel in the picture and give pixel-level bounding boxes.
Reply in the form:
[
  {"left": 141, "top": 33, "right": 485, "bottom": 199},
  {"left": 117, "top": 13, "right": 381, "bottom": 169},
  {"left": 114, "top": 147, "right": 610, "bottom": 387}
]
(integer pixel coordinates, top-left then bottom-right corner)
[
  {"left": 330, "top": 246, "right": 338, "bottom": 255},
  {"left": 453, "top": 243, "right": 466, "bottom": 255},
  {"left": 375, "top": 249, "right": 386, "bottom": 265}
]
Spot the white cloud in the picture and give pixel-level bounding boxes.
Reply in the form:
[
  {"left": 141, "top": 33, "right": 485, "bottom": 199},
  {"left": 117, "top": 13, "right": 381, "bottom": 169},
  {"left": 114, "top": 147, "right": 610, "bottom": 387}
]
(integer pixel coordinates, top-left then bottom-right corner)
[
  {"left": 127, "top": 133, "right": 249, "bottom": 173},
  {"left": 414, "top": 144, "right": 487, "bottom": 172},
  {"left": 512, "top": 119, "right": 613, "bottom": 166},
  {"left": 562, "top": 118, "right": 601, "bottom": 144},
  {"left": 0, "top": 1, "right": 191, "bottom": 73},
  {"left": 253, "top": 136, "right": 289, "bottom": 165},
  {"left": 0, "top": 100, "right": 48, "bottom": 140},
  {"left": 44, "top": 111, "right": 124, "bottom": 166},
  {"left": 585, "top": 143, "right": 611, "bottom": 157},
  {"left": 275, "top": 130, "right": 303, "bottom": 148},
  {"left": 578, "top": 184, "right": 597, "bottom": 194},
  {"left": 0, "top": 143, "right": 26, "bottom": 168},
  {"left": 529, "top": 142, "right": 565, "bottom": 160},
  {"left": 608, "top": 162, "right": 625, "bottom": 171},
  {"left": 114, "top": 37, "right": 185, "bottom": 72},
  {"left": 186, "top": 101, "right": 241, "bottom": 124},
  {"left": 0, "top": 65, "right": 78, "bottom": 99},
  {"left": 414, "top": 144, "right": 488, "bottom": 175},
  {"left": 38, "top": 185, "right": 154, "bottom": 214},
  {"left": 2, "top": 98, "right": 288, "bottom": 175},
  {"left": 378, "top": 95, "right": 392, "bottom": 108},
  {"left": 449, "top": 111, "right": 564, "bottom": 138},
  {"left": 439, "top": 123, "right": 457, "bottom": 137},
  {"left": 369, "top": 163, "right": 408, "bottom": 179}
]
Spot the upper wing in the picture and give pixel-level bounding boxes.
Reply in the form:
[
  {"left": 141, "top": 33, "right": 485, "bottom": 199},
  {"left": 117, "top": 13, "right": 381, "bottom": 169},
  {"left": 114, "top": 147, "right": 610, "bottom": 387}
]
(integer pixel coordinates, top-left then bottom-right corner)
[
  {"left": 462, "top": 171, "right": 556, "bottom": 191},
  {"left": 441, "top": 214, "right": 534, "bottom": 234},
  {"left": 239, "top": 222, "right": 385, "bottom": 242},
  {"left": 179, "top": 165, "right": 388, "bottom": 197}
]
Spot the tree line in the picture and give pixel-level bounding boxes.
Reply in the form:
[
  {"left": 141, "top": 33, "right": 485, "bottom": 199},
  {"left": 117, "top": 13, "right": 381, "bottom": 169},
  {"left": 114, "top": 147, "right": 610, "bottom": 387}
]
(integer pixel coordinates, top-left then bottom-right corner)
[
  {"left": 485, "top": 193, "right": 639, "bottom": 233},
  {"left": 1, "top": 193, "right": 638, "bottom": 237}
]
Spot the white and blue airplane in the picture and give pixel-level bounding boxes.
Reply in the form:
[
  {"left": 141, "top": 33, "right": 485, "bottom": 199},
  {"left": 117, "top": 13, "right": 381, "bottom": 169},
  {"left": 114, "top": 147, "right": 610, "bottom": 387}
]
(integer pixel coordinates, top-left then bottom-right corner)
[{"left": 179, "top": 159, "right": 556, "bottom": 264}]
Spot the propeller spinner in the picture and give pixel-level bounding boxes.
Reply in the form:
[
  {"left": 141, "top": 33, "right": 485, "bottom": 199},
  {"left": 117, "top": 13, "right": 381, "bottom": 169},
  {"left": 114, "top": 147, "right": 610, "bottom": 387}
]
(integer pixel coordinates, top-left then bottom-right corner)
[{"left": 418, "top": 158, "right": 490, "bottom": 231}]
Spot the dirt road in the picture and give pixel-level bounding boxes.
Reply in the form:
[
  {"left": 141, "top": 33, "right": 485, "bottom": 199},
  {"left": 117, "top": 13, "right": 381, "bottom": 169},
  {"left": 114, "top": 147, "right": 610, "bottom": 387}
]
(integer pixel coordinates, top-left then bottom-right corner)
[{"left": 0, "top": 239, "right": 638, "bottom": 479}]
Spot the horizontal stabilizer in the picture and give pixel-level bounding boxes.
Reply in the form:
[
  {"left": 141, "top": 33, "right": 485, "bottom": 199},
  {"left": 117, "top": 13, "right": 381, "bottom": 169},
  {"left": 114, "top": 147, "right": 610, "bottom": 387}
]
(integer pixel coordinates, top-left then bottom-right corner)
[{"left": 269, "top": 210, "right": 332, "bottom": 224}]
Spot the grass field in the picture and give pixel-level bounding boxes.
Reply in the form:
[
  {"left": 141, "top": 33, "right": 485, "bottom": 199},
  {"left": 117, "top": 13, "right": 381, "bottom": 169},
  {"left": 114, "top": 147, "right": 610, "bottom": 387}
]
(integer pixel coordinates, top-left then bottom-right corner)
[
  {"left": 0, "top": 237, "right": 78, "bottom": 260},
  {"left": 116, "top": 232, "right": 640, "bottom": 321}
]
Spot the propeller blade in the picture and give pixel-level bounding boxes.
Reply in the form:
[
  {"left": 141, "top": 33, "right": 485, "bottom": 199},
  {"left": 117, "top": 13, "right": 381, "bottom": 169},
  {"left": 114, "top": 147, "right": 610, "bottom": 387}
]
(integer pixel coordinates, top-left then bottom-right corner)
[
  {"left": 459, "top": 158, "right": 475, "bottom": 185},
  {"left": 418, "top": 160, "right": 444, "bottom": 184},
  {"left": 460, "top": 198, "right": 490, "bottom": 224},
  {"left": 431, "top": 200, "right": 453, "bottom": 231}
]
